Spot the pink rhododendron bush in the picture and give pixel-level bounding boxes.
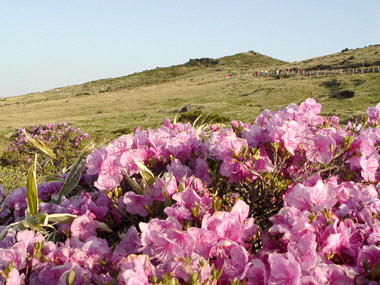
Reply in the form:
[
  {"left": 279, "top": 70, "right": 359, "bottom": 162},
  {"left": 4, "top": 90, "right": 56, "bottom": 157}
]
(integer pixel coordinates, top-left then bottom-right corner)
[{"left": 0, "top": 99, "right": 379, "bottom": 284}]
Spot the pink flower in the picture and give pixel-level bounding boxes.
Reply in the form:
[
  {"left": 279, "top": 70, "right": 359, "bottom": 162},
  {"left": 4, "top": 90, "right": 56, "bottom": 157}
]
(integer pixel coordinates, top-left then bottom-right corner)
[
  {"left": 0, "top": 246, "right": 27, "bottom": 270},
  {"left": 187, "top": 228, "right": 219, "bottom": 260},
  {"left": 305, "top": 134, "right": 336, "bottom": 164},
  {"left": 299, "top": 276, "right": 318, "bottom": 285},
  {"left": 287, "top": 232, "right": 317, "bottom": 272},
  {"left": 202, "top": 209, "right": 245, "bottom": 242},
  {"left": 5, "top": 187, "right": 27, "bottom": 212},
  {"left": 256, "top": 109, "right": 272, "bottom": 126},
  {"left": 282, "top": 121, "right": 308, "bottom": 155},
  {"left": 268, "top": 252, "right": 301, "bottom": 285},
  {"left": 36, "top": 263, "right": 73, "bottom": 285},
  {"left": 242, "top": 124, "right": 267, "bottom": 147},
  {"left": 269, "top": 207, "right": 314, "bottom": 242},
  {"left": 106, "top": 135, "right": 133, "bottom": 156},
  {"left": 58, "top": 264, "right": 92, "bottom": 285},
  {"left": 230, "top": 200, "right": 250, "bottom": 223},
  {"left": 206, "top": 130, "right": 248, "bottom": 160},
  {"left": 366, "top": 222, "right": 380, "bottom": 245},
  {"left": 193, "top": 158, "right": 210, "bottom": 184},
  {"left": 360, "top": 154, "right": 379, "bottom": 181},
  {"left": 113, "top": 226, "right": 141, "bottom": 266},
  {"left": 81, "top": 236, "right": 111, "bottom": 260},
  {"left": 321, "top": 220, "right": 363, "bottom": 263},
  {"left": 16, "top": 230, "right": 44, "bottom": 253},
  {"left": 366, "top": 102, "right": 380, "bottom": 124},
  {"left": 94, "top": 173, "right": 120, "bottom": 191},
  {"left": 311, "top": 264, "right": 354, "bottom": 284},
  {"left": 123, "top": 192, "right": 152, "bottom": 217},
  {"left": 148, "top": 175, "right": 178, "bottom": 201},
  {"left": 166, "top": 159, "right": 191, "bottom": 182},
  {"left": 118, "top": 254, "right": 155, "bottom": 285},
  {"left": 164, "top": 228, "right": 195, "bottom": 256},
  {"left": 86, "top": 147, "right": 107, "bottom": 175},
  {"left": 223, "top": 245, "right": 250, "bottom": 282},
  {"left": 6, "top": 268, "right": 25, "bottom": 284},
  {"left": 70, "top": 214, "right": 98, "bottom": 241},
  {"left": 245, "top": 259, "right": 267, "bottom": 285},
  {"left": 284, "top": 180, "right": 337, "bottom": 213},
  {"left": 143, "top": 230, "right": 184, "bottom": 262},
  {"left": 220, "top": 156, "right": 255, "bottom": 183},
  {"left": 98, "top": 157, "right": 122, "bottom": 179},
  {"left": 172, "top": 187, "right": 201, "bottom": 208},
  {"left": 243, "top": 218, "right": 258, "bottom": 240},
  {"left": 297, "top": 98, "right": 323, "bottom": 126},
  {"left": 357, "top": 245, "right": 380, "bottom": 275}
]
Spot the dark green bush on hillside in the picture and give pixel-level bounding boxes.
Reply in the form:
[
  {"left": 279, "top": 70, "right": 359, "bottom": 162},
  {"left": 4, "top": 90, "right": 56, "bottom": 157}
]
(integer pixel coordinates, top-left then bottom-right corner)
[{"left": 178, "top": 110, "right": 231, "bottom": 124}]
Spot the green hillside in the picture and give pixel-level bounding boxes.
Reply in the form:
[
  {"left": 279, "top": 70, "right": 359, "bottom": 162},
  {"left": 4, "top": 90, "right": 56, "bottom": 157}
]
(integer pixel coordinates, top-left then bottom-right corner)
[{"left": 0, "top": 45, "right": 379, "bottom": 148}]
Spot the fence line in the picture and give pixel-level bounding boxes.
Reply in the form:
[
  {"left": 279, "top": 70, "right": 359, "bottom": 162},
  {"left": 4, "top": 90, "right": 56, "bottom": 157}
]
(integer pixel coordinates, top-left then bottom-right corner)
[{"left": 223, "top": 66, "right": 380, "bottom": 80}]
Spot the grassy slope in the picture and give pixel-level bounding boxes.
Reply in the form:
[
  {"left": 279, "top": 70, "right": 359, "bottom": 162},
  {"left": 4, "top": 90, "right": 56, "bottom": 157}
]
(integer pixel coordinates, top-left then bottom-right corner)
[{"left": 0, "top": 45, "right": 379, "bottom": 148}]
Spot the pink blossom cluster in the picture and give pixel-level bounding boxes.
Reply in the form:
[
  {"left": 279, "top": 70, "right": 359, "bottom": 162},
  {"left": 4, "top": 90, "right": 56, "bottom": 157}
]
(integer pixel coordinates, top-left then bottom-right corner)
[
  {"left": 0, "top": 98, "right": 379, "bottom": 284},
  {"left": 2, "top": 122, "right": 91, "bottom": 165}
]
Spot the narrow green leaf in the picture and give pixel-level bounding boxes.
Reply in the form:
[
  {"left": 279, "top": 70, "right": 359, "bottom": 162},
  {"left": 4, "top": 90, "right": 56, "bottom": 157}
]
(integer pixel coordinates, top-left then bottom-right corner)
[
  {"left": 173, "top": 110, "right": 180, "bottom": 124},
  {"left": 192, "top": 114, "right": 204, "bottom": 127},
  {"left": 124, "top": 169, "right": 143, "bottom": 194},
  {"left": 24, "top": 215, "right": 46, "bottom": 233},
  {"left": 45, "top": 213, "right": 77, "bottom": 224},
  {"left": 22, "top": 129, "right": 56, "bottom": 159},
  {"left": 161, "top": 175, "right": 174, "bottom": 207},
  {"left": 57, "top": 162, "right": 85, "bottom": 201},
  {"left": 196, "top": 123, "right": 208, "bottom": 135},
  {"left": 57, "top": 144, "right": 92, "bottom": 202},
  {"left": 0, "top": 225, "right": 11, "bottom": 239},
  {"left": 34, "top": 212, "right": 48, "bottom": 225},
  {"left": 134, "top": 159, "right": 155, "bottom": 186},
  {"left": 26, "top": 155, "right": 39, "bottom": 216},
  {"left": 96, "top": 221, "right": 113, "bottom": 233},
  {"left": 43, "top": 175, "right": 64, "bottom": 183}
]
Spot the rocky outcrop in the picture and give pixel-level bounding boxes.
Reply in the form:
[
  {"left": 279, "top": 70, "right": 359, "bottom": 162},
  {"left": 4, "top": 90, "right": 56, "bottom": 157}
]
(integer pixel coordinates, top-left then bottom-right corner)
[{"left": 188, "top": 58, "right": 219, "bottom": 65}]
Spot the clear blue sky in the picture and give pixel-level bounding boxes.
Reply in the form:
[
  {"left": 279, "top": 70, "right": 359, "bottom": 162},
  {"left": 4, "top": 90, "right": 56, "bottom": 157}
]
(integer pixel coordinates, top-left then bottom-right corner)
[{"left": 1, "top": 1, "right": 379, "bottom": 98}]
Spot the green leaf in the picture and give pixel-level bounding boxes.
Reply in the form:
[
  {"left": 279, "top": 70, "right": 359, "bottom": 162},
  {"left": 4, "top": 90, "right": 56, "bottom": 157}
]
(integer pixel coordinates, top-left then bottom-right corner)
[
  {"left": 57, "top": 144, "right": 92, "bottom": 202},
  {"left": 23, "top": 215, "right": 46, "bottom": 233},
  {"left": 45, "top": 213, "right": 77, "bottom": 225},
  {"left": 22, "top": 129, "right": 56, "bottom": 159},
  {"left": 0, "top": 225, "right": 11, "bottom": 239},
  {"left": 26, "top": 155, "right": 39, "bottom": 216},
  {"left": 173, "top": 110, "right": 180, "bottom": 124},
  {"left": 161, "top": 175, "right": 174, "bottom": 207},
  {"left": 124, "top": 169, "right": 143, "bottom": 194},
  {"left": 34, "top": 212, "right": 48, "bottom": 224},
  {"left": 57, "top": 162, "right": 85, "bottom": 202},
  {"left": 96, "top": 221, "right": 113, "bottom": 233},
  {"left": 43, "top": 175, "right": 64, "bottom": 183},
  {"left": 134, "top": 159, "right": 155, "bottom": 186},
  {"left": 192, "top": 113, "right": 204, "bottom": 127}
]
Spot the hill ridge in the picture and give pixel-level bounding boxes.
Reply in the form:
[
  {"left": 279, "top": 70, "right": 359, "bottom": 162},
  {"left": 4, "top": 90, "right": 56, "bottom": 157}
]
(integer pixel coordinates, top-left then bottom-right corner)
[{"left": 0, "top": 44, "right": 378, "bottom": 147}]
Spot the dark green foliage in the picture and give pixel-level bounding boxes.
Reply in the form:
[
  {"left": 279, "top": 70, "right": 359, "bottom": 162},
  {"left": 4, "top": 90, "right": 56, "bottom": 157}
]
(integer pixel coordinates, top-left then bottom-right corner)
[
  {"left": 74, "top": 92, "right": 90, "bottom": 97},
  {"left": 178, "top": 110, "right": 231, "bottom": 124},
  {"left": 322, "top": 78, "right": 341, "bottom": 89},
  {"left": 351, "top": 78, "right": 366, "bottom": 86},
  {"left": 330, "top": 89, "right": 355, "bottom": 99}
]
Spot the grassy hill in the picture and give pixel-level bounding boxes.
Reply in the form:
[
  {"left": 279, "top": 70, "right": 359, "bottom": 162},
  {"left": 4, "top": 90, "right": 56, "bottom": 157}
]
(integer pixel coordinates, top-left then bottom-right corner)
[{"left": 0, "top": 44, "right": 379, "bottom": 148}]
